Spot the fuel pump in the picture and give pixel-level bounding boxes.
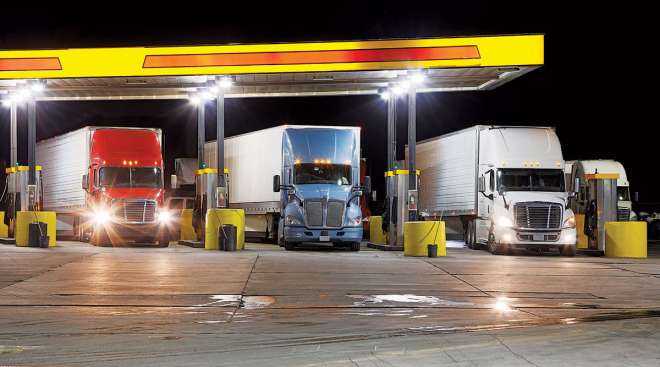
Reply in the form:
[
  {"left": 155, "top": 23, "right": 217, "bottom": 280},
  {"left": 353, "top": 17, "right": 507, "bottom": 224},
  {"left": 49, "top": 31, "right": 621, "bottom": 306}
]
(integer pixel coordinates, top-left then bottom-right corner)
[
  {"left": 193, "top": 168, "right": 229, "bottom": 241},
  {"left": 385, "top": 162, "right": 420, "bottom": 247},
  {"left": 4, "top": 166, "right": 43, "bottom": 237},
  {"left": 583, "top": 173, "right": 618, "bottom": 254}
]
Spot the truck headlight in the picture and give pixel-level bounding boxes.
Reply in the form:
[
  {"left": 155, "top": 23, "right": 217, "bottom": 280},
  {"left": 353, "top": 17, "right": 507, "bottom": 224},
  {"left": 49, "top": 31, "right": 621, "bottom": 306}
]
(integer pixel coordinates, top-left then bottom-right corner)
[
  {"left": 349, "top": 216, "right": 362, "bottom": 226},
  {"left": 563, "top": 215, "right": 576, "bottom": 229},
  {"left": 285, "top": 215, "right": 302, "bottom": 225},
  {"left": 157, "top": 210, "right": 172, "bottom": 224},
  {"left": 93, "top": 210, "right": 111, "bottom": 224},
  {"left": 496, "top": 216, "right": 513, "bottom": 228}
]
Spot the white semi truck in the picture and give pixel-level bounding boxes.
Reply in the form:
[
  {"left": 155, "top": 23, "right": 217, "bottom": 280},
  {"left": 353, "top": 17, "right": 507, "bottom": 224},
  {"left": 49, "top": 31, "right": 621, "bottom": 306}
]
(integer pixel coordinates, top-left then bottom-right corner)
[
  {"left": 566, "top": 160, "right": 636, "bottom": 221},
  {"left": 413, "top": 125, "right": 577, "bottom": 255}
]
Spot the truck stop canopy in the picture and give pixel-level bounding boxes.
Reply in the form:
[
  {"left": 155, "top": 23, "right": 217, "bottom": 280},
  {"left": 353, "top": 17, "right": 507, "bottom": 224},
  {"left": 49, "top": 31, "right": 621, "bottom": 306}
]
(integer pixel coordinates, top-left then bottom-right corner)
[{"left": 0, "top": 34, "right": 543, "bottom": 100}]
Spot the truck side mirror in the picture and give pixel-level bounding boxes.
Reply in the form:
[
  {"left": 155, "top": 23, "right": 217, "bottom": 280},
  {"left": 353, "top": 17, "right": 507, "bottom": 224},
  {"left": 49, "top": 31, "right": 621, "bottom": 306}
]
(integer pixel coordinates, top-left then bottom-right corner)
[
  {"left": 82, "top": 174, "right": 88, "bottom": 191},
  {"left": 478, "top": 176, "right": 486, "bottom": 193},
  {"left": 170, "top": 174, "right": 178, "bottom": 189},
  {"left": 634, "top": 192, "right": 639, "bottom": 202},
  {"left": 273, "top": 175, "right": 281, "bottom": 193},
  {"left": 574, "top": 178, "right": 580, "bottom": 194}
]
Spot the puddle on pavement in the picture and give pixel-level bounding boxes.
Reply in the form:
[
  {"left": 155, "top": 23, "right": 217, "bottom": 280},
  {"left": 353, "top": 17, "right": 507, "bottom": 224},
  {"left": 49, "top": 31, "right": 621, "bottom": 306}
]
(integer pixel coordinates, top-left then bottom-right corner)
[
  {"left": 193, "top": 294, "right": 275, "bottom": 309},
  {"left": 242, "top": 296, "right": 276, "bottom": 309},
  {"left": 347, "top": 294, "right": 473, "bottom": 307}
]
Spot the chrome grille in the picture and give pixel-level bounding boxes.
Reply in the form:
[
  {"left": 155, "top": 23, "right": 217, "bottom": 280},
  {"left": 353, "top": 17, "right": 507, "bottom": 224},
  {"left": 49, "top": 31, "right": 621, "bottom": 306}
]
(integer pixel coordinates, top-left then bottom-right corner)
[
  {"left": 326, "top": 201, "right": 345, "bottom": 228},
  {"left": 617, "top": 208, "right": 631, "bottom": 221},
  {"left": 117, "top": 200, "right": 157, "bottom": 223},
  {"left": 514, "top": 202, "right": 562, "bottom": 229},
  {"left": 305, "top": 201, "right": 323, "bottom": 227}
]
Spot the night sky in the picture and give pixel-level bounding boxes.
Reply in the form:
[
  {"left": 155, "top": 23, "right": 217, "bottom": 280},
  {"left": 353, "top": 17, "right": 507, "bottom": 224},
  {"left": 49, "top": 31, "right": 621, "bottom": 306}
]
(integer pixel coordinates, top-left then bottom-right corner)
[{"left": 0, "top": 4, "right": 653, "bottom": 209}]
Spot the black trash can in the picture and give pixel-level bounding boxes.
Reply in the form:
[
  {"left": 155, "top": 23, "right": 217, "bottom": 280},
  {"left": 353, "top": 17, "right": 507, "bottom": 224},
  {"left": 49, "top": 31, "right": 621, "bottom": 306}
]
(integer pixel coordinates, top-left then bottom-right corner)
[
  {"left": 219, "top": 224, "right": 237, "bottom": 251},
  {"left": 28, "top": 222, "right": 49, "bottom": 248},
  {"left": 427, "top": 244, "right": 438, "bottom": 258}
]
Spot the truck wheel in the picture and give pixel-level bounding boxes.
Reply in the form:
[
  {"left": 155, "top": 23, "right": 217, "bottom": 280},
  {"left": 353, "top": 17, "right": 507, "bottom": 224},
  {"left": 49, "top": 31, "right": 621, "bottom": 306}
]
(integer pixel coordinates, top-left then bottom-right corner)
[
  {"left": 466, "top": 220, "right": 476, "bottom": 249},
  {"left": 284, "top": 241, "right": 296, "bottom": 251},
  {"left": 350, "top": 242, "right": 361, "bottom": 252},
  {"left": 157, "top": 233, "right": 170, "bottom": 247},
  {"left": 90, "top": 227, "right": 111, "bottom": 247},
  {"left": 560, "top": 245, "right": 576, "bottom": 256},
  {"left": 488, "top": 235, "right": 507, "bottom": 255}
]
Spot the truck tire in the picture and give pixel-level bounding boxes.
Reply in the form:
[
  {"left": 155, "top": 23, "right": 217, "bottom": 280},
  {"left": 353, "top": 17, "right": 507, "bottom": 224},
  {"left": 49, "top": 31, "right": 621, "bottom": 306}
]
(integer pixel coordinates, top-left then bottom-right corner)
[
  {"left": 157, "top": 233, "right": 170, "bottom": 248},
  {"left": 466, "top": 220, "right": 476, "bottom": 249},
  {"left": 488, "top": 234, "right": 507, "bottom": 255},
  {"left": 560, "top": 245, "right": 576, "bottom": 256},
  {"left": 350, "top": 242, "right": 361, "bottom": 252},
  {"left": 90, "top": 227, "right": 111, "bottom": 247},
  {"left": 284, "top": 241, "right": 296, "bottom": 251}
]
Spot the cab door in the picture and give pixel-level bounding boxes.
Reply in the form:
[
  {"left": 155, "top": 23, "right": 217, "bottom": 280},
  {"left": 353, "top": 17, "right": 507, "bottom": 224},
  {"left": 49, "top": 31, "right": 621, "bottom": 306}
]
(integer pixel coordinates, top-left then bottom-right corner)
[{"left": 476, "top": 168, "right": 495, "bottom": 243}]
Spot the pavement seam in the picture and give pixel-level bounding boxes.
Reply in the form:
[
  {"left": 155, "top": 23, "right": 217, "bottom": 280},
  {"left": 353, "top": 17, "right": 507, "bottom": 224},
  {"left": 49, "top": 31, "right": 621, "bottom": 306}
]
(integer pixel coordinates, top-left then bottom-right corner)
[
  {"left": 422, "top": 259, "right": 491, "bottom": 297},
  {"left": 492, "top": 334, "right": 540, "bottom": 367},
  {"left": 228, "top": 254, "right": 259, "bottom": 323},
  {"left": 0, "top": 252, "right": 98, "bottom": 294}
]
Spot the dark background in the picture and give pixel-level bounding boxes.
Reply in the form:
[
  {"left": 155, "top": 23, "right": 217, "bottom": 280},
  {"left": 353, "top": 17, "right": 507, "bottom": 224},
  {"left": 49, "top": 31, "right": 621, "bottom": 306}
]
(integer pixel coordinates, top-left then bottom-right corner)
[{"left": 0, "top": 4, "right": 654, "bottom": 208}]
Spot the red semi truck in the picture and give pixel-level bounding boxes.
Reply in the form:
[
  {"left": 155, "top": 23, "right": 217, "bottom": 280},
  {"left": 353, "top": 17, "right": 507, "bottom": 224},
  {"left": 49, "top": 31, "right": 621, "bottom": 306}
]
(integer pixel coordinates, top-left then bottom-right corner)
[{"left": 36, "top": 127, "right": 171, "bottom": 246}]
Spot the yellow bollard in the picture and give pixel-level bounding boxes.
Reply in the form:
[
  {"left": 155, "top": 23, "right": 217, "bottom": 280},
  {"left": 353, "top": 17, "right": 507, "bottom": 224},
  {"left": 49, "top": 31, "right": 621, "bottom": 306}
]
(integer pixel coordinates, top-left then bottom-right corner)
[
  {"left": 205, "top": 209, "right": 245, "bottom": 250},
  {"left": 0, "top": 211, "right": 8, "bottom": 238},
  {"left": 179, "top": 209, "right": 197, "bottom": 241},
  {"left": 15, "top": 211, "right": 57, "bottom": 247},
  {"left": 369, "top": 216, "right": 387, "bottom": 245},
  {"left": 605, "top": 221, "right": 647, "bottom": 258},
  {"left": 404, "top": 221, "right": 446, "bottom": 257},
  {"left": 575, "top": 214, "right": 589, "bottom": 249}
]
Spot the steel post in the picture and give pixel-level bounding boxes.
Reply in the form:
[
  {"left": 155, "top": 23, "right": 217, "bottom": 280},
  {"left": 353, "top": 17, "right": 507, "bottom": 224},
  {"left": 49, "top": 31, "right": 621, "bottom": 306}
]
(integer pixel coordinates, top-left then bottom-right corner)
[{"left": 407, "top": 86, "right": 418, "bottom": 221}]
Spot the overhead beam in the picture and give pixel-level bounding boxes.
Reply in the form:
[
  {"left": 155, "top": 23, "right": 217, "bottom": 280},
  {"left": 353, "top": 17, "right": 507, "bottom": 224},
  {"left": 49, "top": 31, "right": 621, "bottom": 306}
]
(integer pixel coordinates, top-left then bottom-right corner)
[{"left": 0, "top": 35, "right": 543, "bottom": 79}]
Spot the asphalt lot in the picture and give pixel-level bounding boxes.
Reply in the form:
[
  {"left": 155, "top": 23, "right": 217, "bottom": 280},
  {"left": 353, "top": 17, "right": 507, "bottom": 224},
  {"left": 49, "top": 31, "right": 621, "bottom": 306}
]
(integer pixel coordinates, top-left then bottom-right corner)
[{"left": 1, "top": 241, "right": 660, "bottom": 366}]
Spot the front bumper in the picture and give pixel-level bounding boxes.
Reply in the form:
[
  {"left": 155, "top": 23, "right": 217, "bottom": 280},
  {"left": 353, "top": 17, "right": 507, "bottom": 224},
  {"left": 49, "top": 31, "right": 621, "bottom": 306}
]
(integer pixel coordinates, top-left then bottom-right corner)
[
  {"left": 284, "top": 226, "right": 362, "bottom": 243},
  {"left": 495, "top": 227, "right": 577, "bottom": 248},
  {"left": 103, "top": 221, "right": 168, "bottom": 240}
]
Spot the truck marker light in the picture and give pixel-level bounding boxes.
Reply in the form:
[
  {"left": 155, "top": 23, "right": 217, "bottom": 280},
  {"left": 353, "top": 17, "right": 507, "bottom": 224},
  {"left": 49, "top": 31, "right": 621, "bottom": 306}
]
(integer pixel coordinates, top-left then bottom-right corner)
[
  {"left": 314, "top": 159, "right": 320, "bottom": 164},
  {"left": 134, "top": 160, "right": 138, "bottom": 165},
  {"left": 123, "top": 160, "right": 127, "bottom": 165},
  {"left": 294, "top": 159, "right": 301, "bottom": 165}
]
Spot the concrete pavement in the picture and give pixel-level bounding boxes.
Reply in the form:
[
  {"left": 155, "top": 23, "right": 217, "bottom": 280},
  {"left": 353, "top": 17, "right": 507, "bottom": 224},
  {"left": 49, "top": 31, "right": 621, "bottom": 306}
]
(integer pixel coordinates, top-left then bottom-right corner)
[{"left": 1, "top": 241, "right": 660, "bottom": 366}]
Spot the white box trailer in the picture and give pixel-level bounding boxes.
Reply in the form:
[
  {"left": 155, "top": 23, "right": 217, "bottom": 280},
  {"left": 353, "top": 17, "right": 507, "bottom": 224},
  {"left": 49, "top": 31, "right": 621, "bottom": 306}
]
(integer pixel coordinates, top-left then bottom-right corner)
[
  {"left": 204, "top": 125, "right": 284, "bottom": 214},
  {"left": 412, "top": 125, "right": 578, "bottom": 255},
  {"left": 36, "top": 127, "right": 91, "bottom": 213}
]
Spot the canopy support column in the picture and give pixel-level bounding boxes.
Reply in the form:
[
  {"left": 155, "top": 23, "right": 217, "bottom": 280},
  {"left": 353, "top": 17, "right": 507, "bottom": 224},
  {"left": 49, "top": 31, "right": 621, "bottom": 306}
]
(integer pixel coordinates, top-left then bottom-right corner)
[
  {"left": 10, "top": 102, "right": 17, "bottom": 167},
  {"left": 407, "top": 86, "right": 418, "bottom": 221},
  {"left": 216, "top": 90, "right": 227, "bottom": 208},
  {"left": 27, "top": 99, "right": 37, "bottom": 211},
  {"left": 386, "top": 92, "right": 397, "bottom": 247},
  {"left": 197, "top": 102, "right": 205, "bottom": 169}
]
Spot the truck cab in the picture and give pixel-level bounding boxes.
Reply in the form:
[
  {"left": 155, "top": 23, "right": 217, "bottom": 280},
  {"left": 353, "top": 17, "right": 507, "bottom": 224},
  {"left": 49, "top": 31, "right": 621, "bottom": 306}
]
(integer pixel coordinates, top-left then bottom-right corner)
[
  {"left": 474, "top": 127, "right": 577, "bottom": 255},
  {"left": 274, "top": 127, "right": 363, "bottom": 251},
  {"left": 82, "top": 128, "right": 170, "bottom": 246}
]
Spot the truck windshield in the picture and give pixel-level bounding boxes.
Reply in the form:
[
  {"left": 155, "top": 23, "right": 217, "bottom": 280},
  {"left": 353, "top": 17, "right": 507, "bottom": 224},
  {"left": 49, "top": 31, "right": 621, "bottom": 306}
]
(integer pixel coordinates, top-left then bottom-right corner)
[
  {"left": 617, "top": 186, "right": 630, "bottom": 201},
  {"left": 294, "top": 164, "right": 352, "bottom": 185},
  {"left": 497, "top": 169, "right": 564, "bottom": 192},
  {"left": 99, "top": 167, "right": 162, "bottom": 188}
]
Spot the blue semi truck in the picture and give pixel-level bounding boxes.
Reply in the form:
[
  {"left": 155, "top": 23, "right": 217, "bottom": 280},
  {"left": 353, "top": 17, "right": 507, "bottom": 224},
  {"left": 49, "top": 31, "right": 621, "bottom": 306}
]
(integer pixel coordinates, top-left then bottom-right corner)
[{"left": 204, "top": 125, "right": 364, "bottom": 250}]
